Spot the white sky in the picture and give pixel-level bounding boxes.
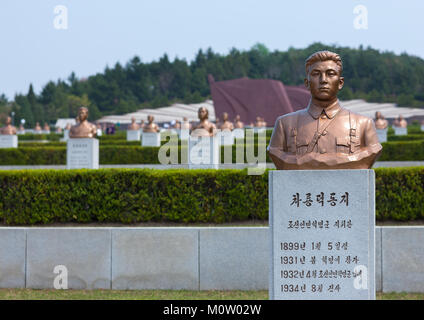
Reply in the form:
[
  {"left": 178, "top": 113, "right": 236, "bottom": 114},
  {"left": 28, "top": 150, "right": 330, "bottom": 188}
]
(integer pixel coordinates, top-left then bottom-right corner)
[{"left": 0, "top": 0, "right": 423, "bottom": 98}]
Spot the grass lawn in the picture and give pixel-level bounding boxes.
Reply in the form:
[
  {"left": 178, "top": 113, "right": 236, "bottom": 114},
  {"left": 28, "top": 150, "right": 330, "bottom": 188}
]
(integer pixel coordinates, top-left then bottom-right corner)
[{"left": 0, "top": 289, "right": 422, "bottom": 300}]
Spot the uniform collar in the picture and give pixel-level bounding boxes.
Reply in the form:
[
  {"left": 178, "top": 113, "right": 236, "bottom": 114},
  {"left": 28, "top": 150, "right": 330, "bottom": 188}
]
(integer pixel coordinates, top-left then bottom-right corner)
[{"left": 307, "top": 99, "right": 341, "bottom": 119}]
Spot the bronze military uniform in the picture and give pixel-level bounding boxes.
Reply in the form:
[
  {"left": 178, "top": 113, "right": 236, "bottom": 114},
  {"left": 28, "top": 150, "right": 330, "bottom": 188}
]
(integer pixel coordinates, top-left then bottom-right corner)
[{"left": 268, "top": 99, "right": 382, "bottom": 169}]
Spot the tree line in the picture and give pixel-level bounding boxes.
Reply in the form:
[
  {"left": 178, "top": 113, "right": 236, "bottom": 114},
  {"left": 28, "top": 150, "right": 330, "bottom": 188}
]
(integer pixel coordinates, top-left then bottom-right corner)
[{"left": 2, "top": 42, "right": 424, "bottom": 127}]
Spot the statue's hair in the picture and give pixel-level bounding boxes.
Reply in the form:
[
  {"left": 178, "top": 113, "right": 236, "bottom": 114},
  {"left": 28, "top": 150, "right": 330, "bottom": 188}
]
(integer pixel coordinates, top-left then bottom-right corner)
[{"left": 305, "top": 51, "right": 343, "bottom": 75}]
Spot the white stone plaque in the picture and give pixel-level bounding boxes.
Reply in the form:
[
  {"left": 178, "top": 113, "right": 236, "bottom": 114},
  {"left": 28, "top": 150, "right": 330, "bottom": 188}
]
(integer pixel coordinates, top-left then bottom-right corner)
[
  {"left": 142, "top": 132, "right": 161, "bottom": 147},
  {"left": 127, "top": 130, "right": 141, "bottom": 141},
  {"left": 97, "top": 129, "right": 102, "bottom": 137},
  {"left": 394, "top": 127, "right": 407, "bottom": 136},
  {"left": 376, "top": 129, "right": 387, "bottom": 143},
  {"left": 0, "top": 135, "right": 18, "bottom": 148},
  {"left": 269, "top": 170, "right": 375, "bottom": 300},
  {"left": 188, "top": 136, "right": 219, "bottom": 169},
  {"left": 218, "top": 130, "right": 234, "bottom": 146},
  {"left": 67, "top": 138, "right": 99, "bottom": 169},
  {"left": 233, "top": 128, "right": 245, "bottom": 140}
]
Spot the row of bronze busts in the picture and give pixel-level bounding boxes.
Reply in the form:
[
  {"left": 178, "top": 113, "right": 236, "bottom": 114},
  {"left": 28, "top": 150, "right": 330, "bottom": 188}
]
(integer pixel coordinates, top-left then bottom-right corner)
[
  {"left": 0, "top": 117, "right": 52, "bottom": 135},
  {"left": 374, "top": 112, "right": 408, "bottom": 129}
]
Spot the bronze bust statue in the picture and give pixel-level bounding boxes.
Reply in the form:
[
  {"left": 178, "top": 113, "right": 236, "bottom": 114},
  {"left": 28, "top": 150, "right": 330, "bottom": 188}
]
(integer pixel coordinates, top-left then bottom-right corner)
[
  {"left": 69, "top": 107, "right": 97, "bottom": 138},
  {"left": 143, "top": 115, "right": 159, "bottom": 133},
  {"left": 234, "top": 115, "right": 244, "bottom": 129},
  {"left": 374, "top": 112, "right": 388, "bottom": 130},
  {"left": 268, "top": 50, "right": 382, "bottom": 170},
  {"left": 0, "top": 117, "right": 17, "bottom": 135},
  {"left": 220, "top": 112, "right": 234, "bottom": 131},
  {"left": 393, "top": 115, "right": 407, "bottom": 128},
  {"left": 34, "top": 122, "right": 42, "bottom": 132},
  {"left": 191, "top": 107, "right": 217, "bottom": 137},
  {"left": 128, "top": 117, "right": 140, "bottom": 130}
]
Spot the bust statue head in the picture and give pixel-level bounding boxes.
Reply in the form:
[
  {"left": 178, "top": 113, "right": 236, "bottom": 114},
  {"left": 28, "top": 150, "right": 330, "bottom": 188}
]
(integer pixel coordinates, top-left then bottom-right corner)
[
  {"left": 304, "top": 51, "right": 344, "bottom": 105},
  {"left": 0, "top": 116, "right": 17, "bottom": 135},
  {"left": 69, "top": 107, "right": 97, "bottom": 138},
  {"left": 198, "top": 107, "right": 209, "bottom": 121},
  {"left": 77, "top": 107, "right": 89, "bottom": 122}
]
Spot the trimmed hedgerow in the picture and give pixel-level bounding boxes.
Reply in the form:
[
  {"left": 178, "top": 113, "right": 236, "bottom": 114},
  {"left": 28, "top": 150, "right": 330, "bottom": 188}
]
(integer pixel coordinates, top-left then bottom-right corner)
[
  {"left": 0, "top": 169, "right": 267, "bottom": 224},
  {"left": 0, "top": 167, "right": 422, "bottom": 225}
]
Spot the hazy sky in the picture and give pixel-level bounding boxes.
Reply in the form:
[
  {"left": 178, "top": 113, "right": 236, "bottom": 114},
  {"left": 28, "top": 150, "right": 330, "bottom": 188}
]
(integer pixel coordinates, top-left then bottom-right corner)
[{"left": 0, "top": 0, "right": 423, "bottom": 98}]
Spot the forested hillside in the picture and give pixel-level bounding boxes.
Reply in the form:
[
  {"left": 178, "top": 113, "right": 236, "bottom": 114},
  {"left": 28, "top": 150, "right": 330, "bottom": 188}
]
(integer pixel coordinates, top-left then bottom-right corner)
[{"left": 2, "top": 42, "right": 424, "bottom": 126}]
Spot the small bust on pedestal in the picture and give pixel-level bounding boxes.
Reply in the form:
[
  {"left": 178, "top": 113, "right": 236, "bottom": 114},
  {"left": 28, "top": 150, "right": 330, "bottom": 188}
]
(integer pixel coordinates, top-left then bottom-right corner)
[
  {"left": 189, "top": 107, "right": 219, "bottom": 168},
  {"left": 143, "top": 115, "right": 159, "bottom": 133},
  {"left": 67, "top": 107, "right": 99, "bottom": 169},
  {"left": 127, "top": 117, "right": 141, "bottom": 141},
  {"left": 392, "top": 114, "right": 408, "bottom": 136},
  {"left": 0, "top": 117, "right": 18, "bottom": 148},
  {"left": 141, "top": 115, "right": 160, "bottom": 146}
]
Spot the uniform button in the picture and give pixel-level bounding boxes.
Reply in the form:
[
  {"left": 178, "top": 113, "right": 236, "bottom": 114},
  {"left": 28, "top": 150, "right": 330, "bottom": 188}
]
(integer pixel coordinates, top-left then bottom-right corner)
[
  {"left": 320, "top": 148, "right": 326, "bottom": 154},
  {"left": 322, "top": 130, "right": 328, "bottom": 136}
]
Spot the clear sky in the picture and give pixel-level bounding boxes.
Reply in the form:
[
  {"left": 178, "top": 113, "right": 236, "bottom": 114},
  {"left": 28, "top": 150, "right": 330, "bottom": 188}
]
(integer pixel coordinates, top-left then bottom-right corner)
[{"left": 0, "top": 0, "right": 423, "bottom": 99}]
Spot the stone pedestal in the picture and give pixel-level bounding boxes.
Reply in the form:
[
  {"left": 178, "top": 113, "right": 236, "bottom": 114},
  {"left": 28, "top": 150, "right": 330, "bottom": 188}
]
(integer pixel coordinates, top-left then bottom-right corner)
[
  {"left": 142, "top": 132, "right": 161, "bottom": 147},
  {"left": 394, "top": 127, "right": 407, "bottom": 136},
  {"left": 66, "top": 138, "right": 99, "bottom": 169},
  {"left": 421, "top": 125, "right": 424, "bottom": 132},
  {"left": 127, "top": 130, "right": 141, "bottom": 141},
  {"left": 218, "top": 130, "right": 234, "bottom": 146},
  {"left": 0, "top": 135, "right": 18, "bottom": 148},
  {"left": 233, "top": 129, "right": 245, "bottom": 140},
  {"left": 179, "top": 129, "right": 190, "bottom": 141},
  {"left": 97, "top": 129, "right": 102, "bottom": 137},
  {"left": 188, "top": 136, "right": 219, "bottom": 169},
  {"left": 269, "top": 170, "right": 375, "bottom": 300},
  {"left": 376, "top": 129, "right": 387, "bottom": 143}
]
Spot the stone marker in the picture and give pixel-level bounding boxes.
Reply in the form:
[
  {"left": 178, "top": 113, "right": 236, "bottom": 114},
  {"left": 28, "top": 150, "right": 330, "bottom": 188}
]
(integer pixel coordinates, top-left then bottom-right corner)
[
  {"left": 0, "top": 135, "right": 18, "bottom": 148},
  {"left": 394, "top": 127, "right": 407, "bottom": 136},
  {"left": 67, "top": 138, "right": 99, "bottom": 169},
  {"left": 142, "top": 132, "right": 161, "bottom": 147},
  {"left": 421, "top": 125, "right": 424, "bottom": 132},
  {"left": 376, "top": 129, "right": 387, "bottom": 143},
  {"left": 269, "top": 170, "right": 375, "bottom": 300},
  {"left": 188, "top": 136, "right": 219, "bottom": 169},
  {"left": 127, "top": 130, "right": 141, "bottom": 141}
]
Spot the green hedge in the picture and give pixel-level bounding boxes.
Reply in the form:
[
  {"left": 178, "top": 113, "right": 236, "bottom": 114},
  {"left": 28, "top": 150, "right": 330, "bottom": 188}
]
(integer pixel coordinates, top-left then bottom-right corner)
[
  {"left": 18, "top": 133, "right": 62, "bottom": 141},
  {"left": 0, "top": 144, "right": 272, "bottom": 165},
  {"left": 0, "top": 167, "right": 422, "bottom": 225}
]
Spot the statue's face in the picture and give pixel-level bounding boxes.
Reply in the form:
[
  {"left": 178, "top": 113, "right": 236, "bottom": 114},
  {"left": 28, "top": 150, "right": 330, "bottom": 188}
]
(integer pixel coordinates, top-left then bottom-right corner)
[
  {"left": 6, "top": 117, "right": 11, "bottom": 125},
  {"left": 305, "top": 60, "right": 344, "bottom": 102},
  {"left": 148, "top": 115, "right": 153, "bottom": 122},
  {"left": 222, "top": 113, "right": 228, "bottom": 121},
  {"left": 78, "top": 108, "right": 88, "bottom": 122},
  {"left": 198, "top": 108, "right": 208, "bottom": 120}
]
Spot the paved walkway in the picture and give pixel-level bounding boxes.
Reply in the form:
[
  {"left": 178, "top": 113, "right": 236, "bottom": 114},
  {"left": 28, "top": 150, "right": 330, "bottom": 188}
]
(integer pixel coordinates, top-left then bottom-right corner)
[{"left": 0, "top": 162, "right": 422, "bottom": 170}]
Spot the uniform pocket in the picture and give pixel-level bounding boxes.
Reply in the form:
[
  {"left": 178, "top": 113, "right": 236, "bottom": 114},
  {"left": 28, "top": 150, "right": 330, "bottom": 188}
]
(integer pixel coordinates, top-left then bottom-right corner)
[
  {"left": 336, "top": 137, "right": 350, "bottom": 154},
  {"left": 296, "top": 138, "right": 309, "bottom": 155}
]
